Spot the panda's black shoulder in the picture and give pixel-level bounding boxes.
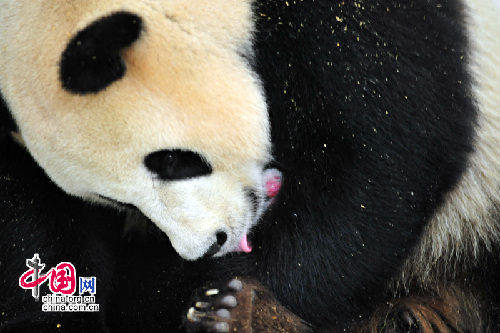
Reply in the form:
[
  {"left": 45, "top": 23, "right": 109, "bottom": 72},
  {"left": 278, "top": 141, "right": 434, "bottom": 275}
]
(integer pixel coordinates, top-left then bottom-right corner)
[
  {"left": 246, "top": 0, "right": 479, "bottom": 328},
  {"left": 253, "top": 0, "right": 474, "bottom": 212}
]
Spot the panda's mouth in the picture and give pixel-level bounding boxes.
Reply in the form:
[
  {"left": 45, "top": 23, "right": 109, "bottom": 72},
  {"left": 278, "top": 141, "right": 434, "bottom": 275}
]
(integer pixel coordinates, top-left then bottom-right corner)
[{"left": 228, "top": 168, "right": 282, "bottom": 255}]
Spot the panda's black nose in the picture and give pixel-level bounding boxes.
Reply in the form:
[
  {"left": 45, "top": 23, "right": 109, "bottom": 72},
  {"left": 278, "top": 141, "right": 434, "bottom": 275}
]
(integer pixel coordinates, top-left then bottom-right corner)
[
  {"left": 216, "top": 231, "right": 228, "bottom": 247},
  {"left": 203, "top": 231, "right": 228, "bottom": 258},
  {"left": 144, "top": 149, "right": 212, "bottom": 181}
]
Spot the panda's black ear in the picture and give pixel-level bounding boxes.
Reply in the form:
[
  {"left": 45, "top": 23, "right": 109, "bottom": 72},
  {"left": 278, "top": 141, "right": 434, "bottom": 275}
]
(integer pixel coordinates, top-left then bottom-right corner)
[{"left": 60, "top": 12, "right": 143, "bottom": 95}]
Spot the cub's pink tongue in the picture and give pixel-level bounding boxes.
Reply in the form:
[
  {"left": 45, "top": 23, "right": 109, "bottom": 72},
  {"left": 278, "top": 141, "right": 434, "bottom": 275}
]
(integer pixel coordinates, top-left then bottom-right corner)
[{"left": 237, "top": 234, "right": 252, "bottom": 253}]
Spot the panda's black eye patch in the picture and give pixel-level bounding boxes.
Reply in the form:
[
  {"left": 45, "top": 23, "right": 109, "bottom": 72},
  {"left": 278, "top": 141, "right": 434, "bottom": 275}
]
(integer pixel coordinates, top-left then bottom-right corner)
[
  {"left": 60, "top": 11, "right": 143, "bottom": 94},
  {"left": 144, "top": 150, "right": 212, "bottom": 181}
]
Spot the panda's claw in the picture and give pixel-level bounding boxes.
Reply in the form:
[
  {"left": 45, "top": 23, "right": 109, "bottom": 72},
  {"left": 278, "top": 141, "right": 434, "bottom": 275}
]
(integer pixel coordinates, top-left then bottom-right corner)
[
  {"left": 195, "top": 301, "right": 211, "bottom": 309},
  {"left": 187, "top": 307, "right": 203, "bottom": 322},
  {"left": 205, "top": 289, "right": 219, "bottom": 296}
]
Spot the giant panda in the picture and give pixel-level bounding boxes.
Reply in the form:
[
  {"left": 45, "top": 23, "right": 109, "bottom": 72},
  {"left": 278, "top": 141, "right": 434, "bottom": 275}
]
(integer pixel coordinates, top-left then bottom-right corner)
[
  {"left": 185, "top": 0, "right": 500, "bottom": 331},
  {"left": 1, "top": 1, "right": 500, "bottom": 333}
]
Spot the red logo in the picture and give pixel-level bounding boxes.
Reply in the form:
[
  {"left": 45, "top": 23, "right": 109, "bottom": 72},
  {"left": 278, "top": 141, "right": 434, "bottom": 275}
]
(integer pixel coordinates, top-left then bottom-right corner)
[{"left": 19, "top": 254, "right": 76, "bottom": 300}]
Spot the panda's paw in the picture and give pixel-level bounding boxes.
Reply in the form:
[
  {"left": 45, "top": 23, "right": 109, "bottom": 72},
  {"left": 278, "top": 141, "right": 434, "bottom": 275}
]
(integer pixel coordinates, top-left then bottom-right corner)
[{"left": 185, "top": 279, "right": 253, "bottom": 333}]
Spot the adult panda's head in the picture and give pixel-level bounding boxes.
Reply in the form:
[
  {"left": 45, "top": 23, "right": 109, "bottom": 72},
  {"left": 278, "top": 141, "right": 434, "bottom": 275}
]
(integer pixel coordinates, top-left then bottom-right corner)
[{"left": 0, "top": 1, "right": 270, "bottom": 260}]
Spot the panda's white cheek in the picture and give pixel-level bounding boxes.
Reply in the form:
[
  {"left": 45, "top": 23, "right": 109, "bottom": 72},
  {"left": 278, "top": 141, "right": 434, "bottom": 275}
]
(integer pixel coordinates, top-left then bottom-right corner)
[{"left": 164, "top": 177, "right": 247, "bottom": 229}]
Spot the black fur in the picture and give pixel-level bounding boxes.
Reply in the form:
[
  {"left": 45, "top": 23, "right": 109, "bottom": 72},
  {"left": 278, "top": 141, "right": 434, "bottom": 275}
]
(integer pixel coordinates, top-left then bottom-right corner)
[
  {"left": 242, "top": 0, "right": 475, "bottom": 328},
  {"left": 2, "top": 1, "right": 499, "bottom": 332},
  {"left": 0, "top": 132, "right": 120, "bottom": 331},
  {"left": 0, "top": 95, "right": 17, "bottom": 131},
  {"left": 60, "top": 11, "right": 143, "bottom": 94}
]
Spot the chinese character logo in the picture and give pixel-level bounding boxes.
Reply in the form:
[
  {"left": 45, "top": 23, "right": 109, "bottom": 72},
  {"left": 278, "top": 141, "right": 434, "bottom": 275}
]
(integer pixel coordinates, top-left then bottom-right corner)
[
  {"left": 19, "top": 254, "right": 76, "bottom": 301},
  {"left": 79, "top": 277, "right": 96, "bottom": 295}
]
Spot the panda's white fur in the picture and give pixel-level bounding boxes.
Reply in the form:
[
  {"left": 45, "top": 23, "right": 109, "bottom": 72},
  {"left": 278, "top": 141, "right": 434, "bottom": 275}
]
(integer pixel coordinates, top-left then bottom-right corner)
[
  {"left": 402, "top": 0, "right": 500, "bottom": 283},
  {"left": 0, "top": 0, "right": 270, "bottom": 260}
]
